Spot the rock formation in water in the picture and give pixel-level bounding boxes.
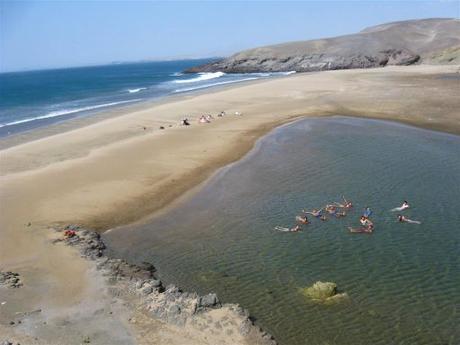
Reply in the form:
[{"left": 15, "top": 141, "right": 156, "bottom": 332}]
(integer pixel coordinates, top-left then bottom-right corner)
[
  {"left": 186, "top": 18, "right": 460, "bottom": 73},
  {"left": 301, "top": 281, "right": 349, "bottom": 304}
]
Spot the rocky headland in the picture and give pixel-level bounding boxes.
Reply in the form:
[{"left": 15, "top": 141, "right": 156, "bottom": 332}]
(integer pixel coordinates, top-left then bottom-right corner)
[
  {"left": 186, "top": 18, "right": 460, "bottom": 73},
  {"left": 52, "top": 225, "right": 277, "bottom": 345}
]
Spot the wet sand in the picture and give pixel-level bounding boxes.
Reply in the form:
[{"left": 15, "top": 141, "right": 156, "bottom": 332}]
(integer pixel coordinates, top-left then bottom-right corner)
[{"left": 0, "top": 64, "right": 459, "bottom": 344}]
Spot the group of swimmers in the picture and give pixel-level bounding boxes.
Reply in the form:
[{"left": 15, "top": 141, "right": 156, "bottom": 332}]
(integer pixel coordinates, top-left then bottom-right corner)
[
  {"left": 276, "top": 198, "right": 421, "bottom": 233},
  {"left": 276, "top": 196, "right": 354, "bottom": 232},
  {"left": 394, "top": 201, "right": 421, "bottom": 224}
]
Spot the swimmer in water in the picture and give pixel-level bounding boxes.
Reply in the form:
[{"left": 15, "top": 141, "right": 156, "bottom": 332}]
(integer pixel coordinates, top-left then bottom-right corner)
[
  {"left": 363, "top": 206, "right": 372, "bottom": 218},
  {"left": 334, "top": 196, "right": 353, "bottom": 209},
  {"left": 296, "top": 215, "right": 309, "bottom": 224},
  {"left": 303, "top": 208, "right": 327, "bottom": 221},
  {"left": 360, "top": 216, "right": 374, "bottom": 229},
  {"left": 290, "top": 225, "right": 301, "bottom": 232},
  {"left": 397, "top": 215, "right": 421, "bottom": 224},
  {"left": 304, "top": 208, "right": 321, "bottom": 216},
  {"left": 325, "top": 204, "right": 337, "bottom": 215},
  {"left": 392, "top": 200, "right": 410, "bottom": 212},
  {"left": 349, "top": 217, "right": 374, "bottom": 233},
  {"left": 335, "top": 211, "right": 347, "bottom": 218}
]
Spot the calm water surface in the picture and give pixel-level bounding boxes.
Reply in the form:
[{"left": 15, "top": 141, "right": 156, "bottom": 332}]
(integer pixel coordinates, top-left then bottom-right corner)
[{"left": 105, "top": 117, "right": 460, "bottom": 345}]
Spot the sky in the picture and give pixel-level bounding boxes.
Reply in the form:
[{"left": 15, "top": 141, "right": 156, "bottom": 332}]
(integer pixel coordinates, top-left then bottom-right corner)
[{"left": 1, "top": 1, "right": 459, "bottom": 72}]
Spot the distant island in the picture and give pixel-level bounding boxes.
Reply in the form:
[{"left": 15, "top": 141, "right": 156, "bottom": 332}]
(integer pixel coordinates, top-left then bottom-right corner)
[{"left": 186, "top": 18, "right": 460, "bottom": 73}]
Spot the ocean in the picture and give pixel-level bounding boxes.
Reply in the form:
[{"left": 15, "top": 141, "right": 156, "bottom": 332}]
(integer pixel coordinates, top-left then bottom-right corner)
[
  {"left": 0, "top": 59, "right": 294, "bottom": 137},
  {"left": 104, "top": 117, "right": 460, "bottom": 345}
]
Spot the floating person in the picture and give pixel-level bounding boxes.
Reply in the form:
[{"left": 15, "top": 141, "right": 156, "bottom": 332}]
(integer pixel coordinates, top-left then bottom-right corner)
[
  {"left": 349, "top": 217, "right": 374, "bottom": 233},
  {"left": 275, "top": 225, "right": 302, "bottom": 232},
  {"left": 334, "top": 196, "right": 353, "bottom": 209},
  {"left": 391, "top": 200, "right": 410, "bottom": 212},
  {"left": 363, "top": 206, "right": 372, "bottom": 218},
  {"left": 325, "top": 204, "right": 337, "bottom": 215},
  {"left": 296, "top": 215, "right": 309, "bottom": 224},
  {"left": 397, "top": 215, "right": 421, "bottom": 224},
  {"left": 326, "top": 204, "right": 347, "bottom": 217},
  {"left": 334, "top": 210, "right": 347, "bottom": 218},
  {"left": 303, "top": 208, "right": 327, "bottom": 221},
  {"left": 348, "top": 226, "right": 373, "bottom": 234}
]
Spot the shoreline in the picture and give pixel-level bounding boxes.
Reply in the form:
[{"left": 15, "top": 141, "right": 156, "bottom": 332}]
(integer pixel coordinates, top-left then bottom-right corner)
[
  {"left": 1, "top": 64, "right": 459, "bottom": 344},
  {"left": 1, "top": 64, "right": 459, "bottom": 152},
  {"left": 0, "top": 74, "right": 281, "bottom": 150}
]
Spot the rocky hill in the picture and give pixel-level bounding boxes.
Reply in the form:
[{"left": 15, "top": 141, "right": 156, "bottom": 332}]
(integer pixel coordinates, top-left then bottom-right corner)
[{"left": 186, "top": 18, "right": 460, "bottom": 73}]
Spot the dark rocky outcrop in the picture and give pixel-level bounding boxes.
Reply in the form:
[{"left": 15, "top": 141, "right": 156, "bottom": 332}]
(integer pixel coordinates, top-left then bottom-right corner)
[
  {"left": 52, "top": 225, "right": 277, "bottom": 344},
  {"left": 186, "top": 18, "right": 459, "bottom": 73},
  {"left": 0, "top": 272, "right": 22, "bottom": 289}
]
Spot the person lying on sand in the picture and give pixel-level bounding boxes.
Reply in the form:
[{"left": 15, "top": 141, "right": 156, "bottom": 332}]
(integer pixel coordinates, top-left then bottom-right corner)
[
  {"left": 199, "top": 115, "right": 210, "bottom": 123},
  {"left": 334, "top": 196, "right": 353, "bottom": 209},
  {"left": 218, "top": 111, "right": 226, "bottom": 117},
  {"left": 397, "top": 215, "right": 421, "bottom": 224},
  {"left": 181, "top": 118, "right": 190, "bottom": 126},
  {"left": 205, "top": 114, "right": 213, "bottom": 121},
  {"left": 296, "top": 215, "right": 309, "bottom": 224},
  {"left": 303, "top": 208, "right": 327, "bottom": 221}
]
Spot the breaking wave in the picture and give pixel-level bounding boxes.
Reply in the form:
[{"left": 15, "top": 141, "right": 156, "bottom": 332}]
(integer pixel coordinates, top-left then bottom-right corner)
[
  {"left": 0, "top": 99, "right": 141, "bottom": 128},
  {"left": 173, "top": 71, "right": 226, "bottom": 84}
]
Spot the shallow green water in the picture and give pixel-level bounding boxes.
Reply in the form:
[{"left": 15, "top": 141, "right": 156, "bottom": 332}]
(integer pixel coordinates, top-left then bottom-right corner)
[{"left": 105, "top": 117, "right": 460, "bottom": 345}]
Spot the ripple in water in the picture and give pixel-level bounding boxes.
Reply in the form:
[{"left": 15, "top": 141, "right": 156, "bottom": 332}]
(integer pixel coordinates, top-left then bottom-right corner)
[{"left": 104, "top": 117, "right": 460, "bottom": 345}]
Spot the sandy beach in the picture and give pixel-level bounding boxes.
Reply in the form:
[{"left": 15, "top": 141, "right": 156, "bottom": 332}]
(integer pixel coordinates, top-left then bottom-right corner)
[{"left": 1, "top": 64, "right": 459, "bottom": 344}]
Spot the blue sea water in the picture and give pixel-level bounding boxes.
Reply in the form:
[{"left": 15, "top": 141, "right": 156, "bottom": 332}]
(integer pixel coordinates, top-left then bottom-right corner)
[{"left": 0, "top": 59, "right": 293, "bottom": 137}]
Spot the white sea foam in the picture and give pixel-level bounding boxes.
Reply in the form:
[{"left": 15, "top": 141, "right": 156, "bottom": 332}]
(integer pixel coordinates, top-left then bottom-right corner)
[
  {"left": 127, "top": 87, "right": 147, "bottom": 93},
  {"left": 170, "top": 72, "right": 183, "bottom": 77},
  {"left": 0, "top": 99, "right": 141, "bottom": 128},
  {"left": 173, "top": 71, "right": 225, "bottom": 84},
  {"left": 282, "top": 71, "right": 296, "bottom": 75},
  {"left": 254, "top": 73, "right": 271, "bottom": 77},
  {"left": 174, "top": 77, "right": 259, "bottom": 93}
]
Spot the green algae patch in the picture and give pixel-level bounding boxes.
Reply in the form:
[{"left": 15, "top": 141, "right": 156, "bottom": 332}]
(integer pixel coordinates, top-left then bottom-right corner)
[{"left": 300, "top": 281, "right": 349, "bottom": 304}]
